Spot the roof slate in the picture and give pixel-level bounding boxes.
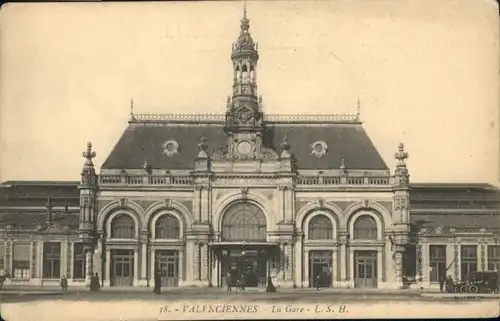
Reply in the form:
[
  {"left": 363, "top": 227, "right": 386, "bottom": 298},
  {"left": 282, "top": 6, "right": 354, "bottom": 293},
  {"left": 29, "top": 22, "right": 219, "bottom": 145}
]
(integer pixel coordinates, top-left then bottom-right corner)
[
  {"left": 101, "top": 123, "right": 388, "bottom": 170},
  {"left": 0, "top": 211, "right": 80, "bottom": 231},
  {"left": 411, "top": 213, "right": 500, "bottom": 230}
]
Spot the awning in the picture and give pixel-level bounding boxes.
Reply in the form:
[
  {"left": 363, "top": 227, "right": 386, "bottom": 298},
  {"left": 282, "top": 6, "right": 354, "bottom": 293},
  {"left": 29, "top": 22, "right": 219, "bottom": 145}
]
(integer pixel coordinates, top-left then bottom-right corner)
[{"left": 208, "top": 241, "right": 279, "bottom": 247}]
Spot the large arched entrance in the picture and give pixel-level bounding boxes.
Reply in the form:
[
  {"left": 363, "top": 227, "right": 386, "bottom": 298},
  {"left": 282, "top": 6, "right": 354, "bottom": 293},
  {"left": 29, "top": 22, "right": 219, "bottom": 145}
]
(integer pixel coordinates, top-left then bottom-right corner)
[{"left": 215, "top": 201, "right": 275, "bottom": 288}]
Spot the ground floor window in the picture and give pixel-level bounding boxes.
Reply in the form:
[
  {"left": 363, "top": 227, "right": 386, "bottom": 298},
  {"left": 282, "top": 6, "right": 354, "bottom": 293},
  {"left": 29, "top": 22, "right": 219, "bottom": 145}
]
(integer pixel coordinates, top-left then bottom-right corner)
[
  {"left": 429, "top": 245, "right": 446, "bottom": 283},
  {"left": 487, "top": 245, "right": 500, "bottom": 271},
  {"left": 12, "top": 243, "right": 30, "bottom": 279},
  {"left": 43, "top": 242, "right": 61, "bottom": 279},
  {"left": 0, "top": 242, "right": 5, "bottom": 271},
  {"left": 460, "top": 245, "right": 477, "bottom": 281},
  {"left": 73, "top": 243, "right": 86, "bottom": 279}
]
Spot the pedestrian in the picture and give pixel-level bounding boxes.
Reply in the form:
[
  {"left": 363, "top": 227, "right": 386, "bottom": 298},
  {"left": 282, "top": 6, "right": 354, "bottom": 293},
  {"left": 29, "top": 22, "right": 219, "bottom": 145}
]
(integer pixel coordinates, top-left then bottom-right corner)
[
  {"left": 153, "top": 269, "right": 162, "bottom": 294},
  {"left": 439, "top": 275, "right": 445, "bottom": 292},
  {"left": 445, "top": 275, "right": 453, "bottom": 293},
  {"left": 315, "top": 274, "right": 321, "bottom": 291},
  {"left": 94, "top": 273, "right": 101, "bottom": 291},
  {"left": 239, "top": 274, "right": 245, "bottom": 291},
  {"left": 226, "top": 272, "right": 232, "bottom": 292},
  {"left": 60, "top": 275, "right": 68, "bottom": 291},
  {"left": 89, "top": 273, "right": 96, "bottom": 291}
]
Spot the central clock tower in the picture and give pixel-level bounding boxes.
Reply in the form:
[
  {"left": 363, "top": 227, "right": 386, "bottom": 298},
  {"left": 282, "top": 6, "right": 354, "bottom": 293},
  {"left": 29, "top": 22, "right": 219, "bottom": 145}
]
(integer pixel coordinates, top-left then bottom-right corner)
[{"left": 224, "top": 6, "right": 265, "bottom": 160}]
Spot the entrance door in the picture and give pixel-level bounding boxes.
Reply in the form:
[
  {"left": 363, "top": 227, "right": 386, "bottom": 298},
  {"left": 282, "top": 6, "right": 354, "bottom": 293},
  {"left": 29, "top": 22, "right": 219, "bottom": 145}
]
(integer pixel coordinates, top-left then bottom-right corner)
[
  {"left": 221, "top": 248, "right": 267, "bottom": 287},
  {"left": 111, "top": 249, "right": 134, "bottom": 286},
  {"left": 309, "top": 251, "right": 332, "bottom": 288},
  {"left": 156, "top": 250, "right": 179, "bottom": 287},
  {"left": 354, "top": 251, "right": 377, "bottom": 288}
]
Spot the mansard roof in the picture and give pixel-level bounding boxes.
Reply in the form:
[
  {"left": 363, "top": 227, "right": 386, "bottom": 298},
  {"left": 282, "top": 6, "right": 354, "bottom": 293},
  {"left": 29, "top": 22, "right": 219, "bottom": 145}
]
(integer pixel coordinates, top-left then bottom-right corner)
[
  {"left": 0, "top": 181, "right": 80, "bottom": 207},
  {"left": 101, "top": 117, "right": 389, "bottom": 171}
]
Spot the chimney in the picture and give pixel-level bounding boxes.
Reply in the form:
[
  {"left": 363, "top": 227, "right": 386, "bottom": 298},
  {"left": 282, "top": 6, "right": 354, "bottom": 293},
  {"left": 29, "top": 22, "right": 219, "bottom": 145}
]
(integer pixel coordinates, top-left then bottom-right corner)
[{"left": 46, "top": 196, "right": 53, "bottom": 223}]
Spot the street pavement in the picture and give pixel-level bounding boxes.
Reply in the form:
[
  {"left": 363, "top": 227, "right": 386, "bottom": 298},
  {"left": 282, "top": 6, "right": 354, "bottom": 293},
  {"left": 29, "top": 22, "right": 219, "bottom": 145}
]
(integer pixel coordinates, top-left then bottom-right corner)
[{"left": 1, "top": 285, "right": 499, "bottom": 303}]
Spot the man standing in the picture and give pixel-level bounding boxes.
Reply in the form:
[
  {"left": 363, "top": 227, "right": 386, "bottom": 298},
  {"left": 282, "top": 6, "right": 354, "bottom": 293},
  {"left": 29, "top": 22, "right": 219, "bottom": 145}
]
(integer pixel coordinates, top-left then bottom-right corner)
[
  {"left": 439, "top": 275, "right": 445, "bottom": 292},
  {"left": 226, "top": 272, "right": 232, "bottom": 292}
]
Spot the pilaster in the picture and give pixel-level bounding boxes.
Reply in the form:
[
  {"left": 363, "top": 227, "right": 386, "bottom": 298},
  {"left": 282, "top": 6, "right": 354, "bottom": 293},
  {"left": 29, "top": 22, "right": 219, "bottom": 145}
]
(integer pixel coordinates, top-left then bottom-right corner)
[{"left": 293, "top": 234, "right": 303, "bottom": 288}]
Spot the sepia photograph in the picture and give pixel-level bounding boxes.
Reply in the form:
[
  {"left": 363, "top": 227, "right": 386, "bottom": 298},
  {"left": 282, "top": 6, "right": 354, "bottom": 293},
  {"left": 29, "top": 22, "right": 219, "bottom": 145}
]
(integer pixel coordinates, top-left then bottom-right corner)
[{"left": 0, "top": 0, "right": 499, "bottom": 320}]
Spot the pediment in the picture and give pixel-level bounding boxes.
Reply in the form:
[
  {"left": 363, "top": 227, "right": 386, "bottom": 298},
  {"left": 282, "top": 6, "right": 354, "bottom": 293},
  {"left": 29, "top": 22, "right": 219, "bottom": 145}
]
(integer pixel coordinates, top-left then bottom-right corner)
[
  {"left": 421, "top": 225, "right": 451, "bottom": 237},
  {"left": 39, "top": 223, "right": 69, "bottom": 234}
]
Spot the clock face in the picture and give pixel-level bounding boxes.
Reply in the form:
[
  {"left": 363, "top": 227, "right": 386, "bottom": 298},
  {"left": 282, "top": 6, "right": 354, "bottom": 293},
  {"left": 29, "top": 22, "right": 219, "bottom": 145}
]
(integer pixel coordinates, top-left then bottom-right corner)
[
  {"left": 236, "top": 140, "right": 252, "bottom": 156},
  {"left": 238, "top": 108, "right": 252, "bottom": 123}
]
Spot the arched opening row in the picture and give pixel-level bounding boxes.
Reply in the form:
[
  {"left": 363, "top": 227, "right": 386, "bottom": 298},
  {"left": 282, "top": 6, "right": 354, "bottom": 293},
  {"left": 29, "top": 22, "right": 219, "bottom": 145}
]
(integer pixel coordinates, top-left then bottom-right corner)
[
  {"left": 307, "top": 213, "right": 379, "bottom": 240},
  {"left": 109, "top": 213, "right": 181, "bottom": 240}
]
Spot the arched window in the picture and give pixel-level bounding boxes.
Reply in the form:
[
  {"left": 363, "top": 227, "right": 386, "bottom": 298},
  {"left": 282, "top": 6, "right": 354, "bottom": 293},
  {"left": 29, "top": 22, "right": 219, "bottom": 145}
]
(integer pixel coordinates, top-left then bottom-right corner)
[
  {"left": 353, "top": 215, "right": 377, "bottom": 240},
  {"left": 111, "top": 214, "right": 135, "bottom": 239},
  {"left": 308, "top": 214, "right": 333, "bottom": 240},
  {"left": 222, "top": 202, "right": 266, "bottom": 241},
  {"left": 155, "top": 214, "right": 180, "bottom": 239},
  {"left": 242, "top": 64, "right": 249, "bottom": 83}
]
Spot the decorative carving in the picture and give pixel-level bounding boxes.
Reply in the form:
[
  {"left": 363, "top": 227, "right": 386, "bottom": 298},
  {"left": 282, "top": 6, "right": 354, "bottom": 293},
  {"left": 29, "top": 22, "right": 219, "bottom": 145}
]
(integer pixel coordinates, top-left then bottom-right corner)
[
  {"left": 340, "top": 158, "right": 347, "bottom": 174},
  {"left": 394, "top": 142, "right": 410, "bottom": 185},
  {"left": 261, "top": 147, "right": 279, "bottom": 160},
  {"left": 480, "top": 244, "right": 485, "bottom": 271},
  {"left": 362, "top": 199, "right": 370, "bottom": 208},
  {"left": 119, "top": 198, "right": 128, "bottom": 209},
  {"left": 240, "top": 187, "right": 249, "bottom": 199},
  {"left": 316, "top": 198, "right": 325, "bottom": 208},
  {"left": 394, "top": 198, "right": 409, "bottom": 210},
  {"left": 163, "top": 198, "right": 173, "bottom": 209},
  {"left": 311, "top": 141, "right": 328, "bottom": 158},
  {"left": 67, "top": 242, "right": 72, "bottom": 278},
  {"left": 211, "top": 146, "right": 229, "bottom": 160},
  {"left": 280, "top": 137, "right": 291, "bottom": 159},
  {"left": 416, "top": 243, "right": 423, "bottom": 278},
  {"left": 31, "top": 241, "right": 37, "bottom": 278},
  {"left": 142, "top": 158, "right": 152, "bottom": 174},
  {"left": 197, "top": 137, "right": 209, "bottom": 159},
  {"left": 80, "top": 142, "right": 97, "bottom": 186},
  {"left": 453, "top": 243, "right": 459, "bottom": 280},
  {"left": 162, "top": 140, "right": 180, "bottom": 157}
]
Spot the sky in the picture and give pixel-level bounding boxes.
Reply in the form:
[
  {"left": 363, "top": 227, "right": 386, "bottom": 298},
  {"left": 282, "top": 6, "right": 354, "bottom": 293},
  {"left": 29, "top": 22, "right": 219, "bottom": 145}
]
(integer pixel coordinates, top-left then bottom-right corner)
[{"left": 0, "top": 0, "right": 498, "bottom": 184}]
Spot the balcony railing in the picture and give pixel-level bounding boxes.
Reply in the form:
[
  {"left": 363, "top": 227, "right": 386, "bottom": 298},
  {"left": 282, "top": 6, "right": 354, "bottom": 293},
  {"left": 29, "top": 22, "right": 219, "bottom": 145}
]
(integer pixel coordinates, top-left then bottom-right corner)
[
  {"left": 296, "top": 176, "right": 392, "bottom": 186},
  {"left": 131, "top": 112, "right": 360, "bottom": 124},
  {"left": 99, "top": 174, "right": 392, "bottom": 187}
]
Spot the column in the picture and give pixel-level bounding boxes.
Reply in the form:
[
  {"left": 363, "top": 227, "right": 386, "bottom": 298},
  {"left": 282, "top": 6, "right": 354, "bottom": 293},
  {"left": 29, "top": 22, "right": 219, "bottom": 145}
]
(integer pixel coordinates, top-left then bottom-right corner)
[
  {"left": 339, "top": 236, "right": 347, "bottom": 285},
  {"left": 66, "top": 241, "right": 72, "bottom": 279},
  {"left": 105, "top": 249, "right": 111, "bottom": 287},
  {"left": 445, "top": 243, "right": 455, "bottom": 280},
  {"left": 293, "top": 237, "right": 302, "bottom": 288},
  {"left": 133, "top": 249, "right": 139, "bottom": 286},
  {"left": 330, "top": 250, "right": 336, "bottom": 287},
  {"left": 141, "top": 243, "right": 147, "bottom": 283},
  {"left": 85, "top": 248, "right": 93, "bottom": 287},
  {"left": 185, "top": 241, "right": 194, "bottom": 284},
  {"left": 377, "top": 248, "right": 383, "bottom": 286},
  {"left": 201, "top": 243, "right": 208, "bottom": 282},
  {"left": 194, "top": 242, "right": 200, "bottom": 281},
  {"left": 394, "top": 251, "right": 403, "bottom": 288},
  {"left": 37, "top": 241, "right": 43, "bottom": 282},
  {"left": 210, "top": 249, "right": 218, "bottom": 287},
  {"left": 179, "top": 250, "right": 184, "bottom": 285},
  {"left": 479, "top": 242, "right": 486, "bottom": 272},
  {"left": 303, "top": 249, "right": 309, "bottom": 287},
  {"left": 285, "top": 243, "right": 292, "bottom": 282},
  {"left": 348, "top": 250, "right": 354, "bottom": 286},
  {"left": 149, "top": 247, "right": 155, "bottom": 285},
  {"left": 454, "top": 242, "right": 460, "bottom": 280}
]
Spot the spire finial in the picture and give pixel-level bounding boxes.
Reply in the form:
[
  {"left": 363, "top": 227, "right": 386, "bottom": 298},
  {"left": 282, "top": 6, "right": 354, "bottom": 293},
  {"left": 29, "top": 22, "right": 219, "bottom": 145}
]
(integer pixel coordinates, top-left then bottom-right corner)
[
  {"left": 243, "top": 0, "right": 247, "bottom": 19},
  {"left": 130, "top": 98, "right": 136, "bottom": 121},
  {"left": 356, "top": 95, "right": 361, "bottom": 121}
]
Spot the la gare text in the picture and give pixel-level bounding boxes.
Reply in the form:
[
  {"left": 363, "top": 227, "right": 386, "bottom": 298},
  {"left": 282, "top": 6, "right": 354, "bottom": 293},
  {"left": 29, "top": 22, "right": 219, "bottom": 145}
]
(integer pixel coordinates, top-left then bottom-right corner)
[{"left": 272, "top": 304, "right": 348, "bottom": 314}]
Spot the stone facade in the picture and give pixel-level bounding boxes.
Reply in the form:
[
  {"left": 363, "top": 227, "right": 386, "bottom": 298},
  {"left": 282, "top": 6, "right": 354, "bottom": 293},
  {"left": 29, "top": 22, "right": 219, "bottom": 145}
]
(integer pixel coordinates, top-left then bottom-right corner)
[{"left": 1, "top": 9, "right": 499, "bottom": 290}]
